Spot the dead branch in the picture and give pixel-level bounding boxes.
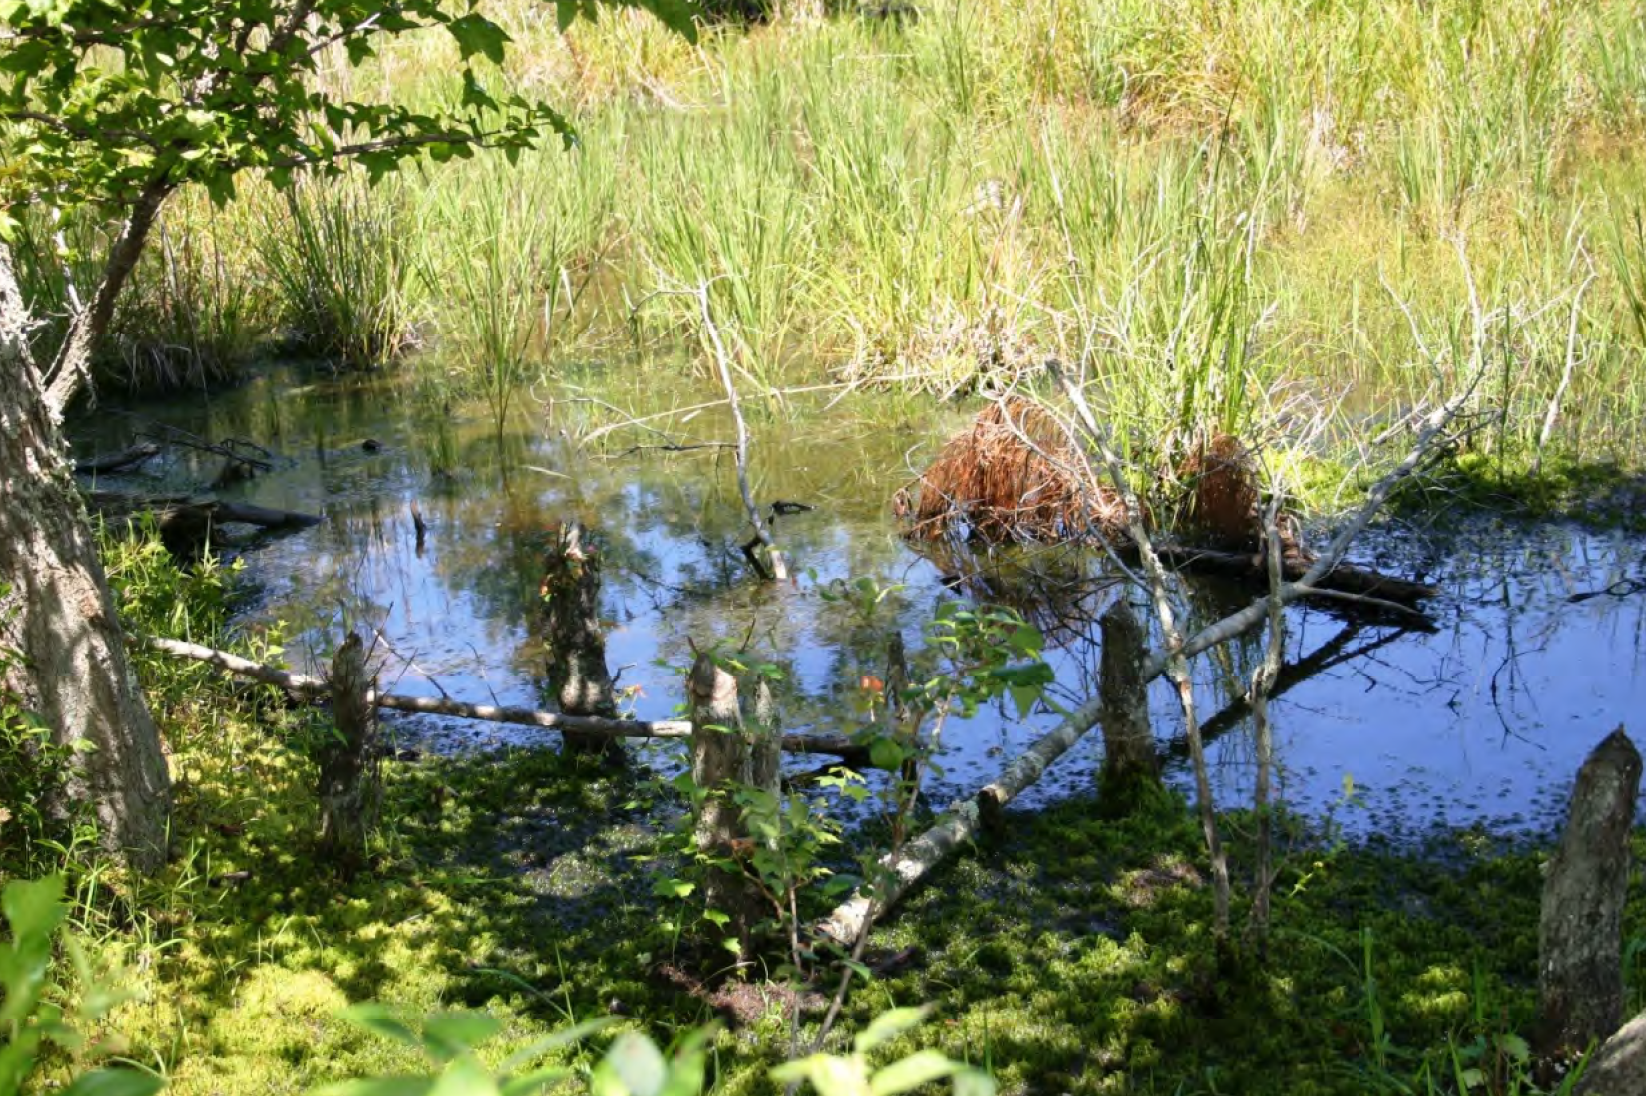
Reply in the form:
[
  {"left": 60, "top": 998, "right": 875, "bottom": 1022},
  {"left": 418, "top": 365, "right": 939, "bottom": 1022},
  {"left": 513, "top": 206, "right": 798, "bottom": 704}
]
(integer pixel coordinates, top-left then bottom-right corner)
[{"left": 141, "top": 636, "right": 869, "bottom": 763}]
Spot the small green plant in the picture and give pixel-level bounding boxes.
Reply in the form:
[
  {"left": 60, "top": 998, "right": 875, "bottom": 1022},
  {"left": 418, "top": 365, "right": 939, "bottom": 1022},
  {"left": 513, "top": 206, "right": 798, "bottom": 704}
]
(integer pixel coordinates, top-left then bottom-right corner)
[
  {"left": 311, "top": 1007, "right": 706, "bottom": 1096},
  {"left": 772, "top": 1007, "right": 995, "bottom": 1095},
  {"left": 0, "top": 874, "right": 160, "bottom": 1096}
]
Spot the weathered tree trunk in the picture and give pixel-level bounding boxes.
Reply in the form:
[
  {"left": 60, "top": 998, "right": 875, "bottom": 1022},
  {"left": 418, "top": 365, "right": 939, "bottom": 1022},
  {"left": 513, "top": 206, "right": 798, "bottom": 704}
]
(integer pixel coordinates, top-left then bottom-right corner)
[
  {"left": 316, "top": 632, "right": 379, "bottom": 878},
  {"left": 45, "top": 180, "right": 174, "bottom": 416},
  {"left": 541, "top": 522, "right": 622, "bottom": 759},
  {"left": 1538, "top": 727, "right": 1642, "bottom": 1058},
  {"left": 0, "top": 243, "right": 171, "bottom": 872},
  {"left": 1096, "top": 597, "right": 1160, "bottom": 814},
  {"left": 688, "top": 652, "right": 777, "bottom": 963},
  {"left": 1576, "top": 1009, "right": 1646, "bottom": 1095}
]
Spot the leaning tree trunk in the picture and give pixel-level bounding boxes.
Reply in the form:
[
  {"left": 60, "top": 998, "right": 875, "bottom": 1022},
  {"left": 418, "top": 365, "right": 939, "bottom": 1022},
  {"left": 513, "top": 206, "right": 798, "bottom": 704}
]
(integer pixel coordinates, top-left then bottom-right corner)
[{"left": 0, "top": 243, "right": 171, "bottom": 872}]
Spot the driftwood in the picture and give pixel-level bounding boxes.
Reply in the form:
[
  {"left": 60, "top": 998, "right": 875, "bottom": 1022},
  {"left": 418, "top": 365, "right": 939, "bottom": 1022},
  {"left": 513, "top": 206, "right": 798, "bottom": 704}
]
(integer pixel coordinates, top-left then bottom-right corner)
[
  {"left": 1150, "top": 544, "right": 1439, "bottom": 611},
  {"left": 142, "top": 636, "right": 870, "bottom": 762},
  {"left": 316, "top": 632, "right": 380, "bottom": 878},
  {"left": 1538, "top": 727, "right": 1642, "bottom": 1058},
  {"left": 817, "top": 375, "right": 1485, "bottom": 944}
]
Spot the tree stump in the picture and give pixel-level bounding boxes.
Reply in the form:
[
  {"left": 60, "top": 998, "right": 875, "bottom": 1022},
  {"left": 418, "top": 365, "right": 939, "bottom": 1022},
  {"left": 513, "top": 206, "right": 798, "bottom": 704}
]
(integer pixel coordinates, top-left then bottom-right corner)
[
  {"left": 1538, "top": 727, "right": 1642, "bottom": 1058},
  {"left": 317, "top": 631, "right": 380, "bottom": 878},
  {"left": 688, "top": 652, "right": 779, "bottom": 964},
  {"left": 542, "top": 522, "right": 622, "bottom": 760},
  {"left": 1097, "top": 598, "right": 1161, "bottom": 815}
]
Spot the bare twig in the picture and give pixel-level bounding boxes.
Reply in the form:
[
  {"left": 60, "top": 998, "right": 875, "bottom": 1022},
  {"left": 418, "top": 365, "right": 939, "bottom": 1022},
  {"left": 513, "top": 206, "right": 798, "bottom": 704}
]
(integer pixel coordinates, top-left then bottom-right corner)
[{"left": 694, "top": 283, "right": 786, "bottom": 581}]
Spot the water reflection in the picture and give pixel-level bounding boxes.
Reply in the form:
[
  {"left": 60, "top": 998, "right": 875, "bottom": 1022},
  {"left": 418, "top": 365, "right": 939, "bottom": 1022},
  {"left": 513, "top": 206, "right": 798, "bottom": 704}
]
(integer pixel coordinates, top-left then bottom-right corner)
[{"left": 71, "top": 370, "right": 1646, "bottom": 836}]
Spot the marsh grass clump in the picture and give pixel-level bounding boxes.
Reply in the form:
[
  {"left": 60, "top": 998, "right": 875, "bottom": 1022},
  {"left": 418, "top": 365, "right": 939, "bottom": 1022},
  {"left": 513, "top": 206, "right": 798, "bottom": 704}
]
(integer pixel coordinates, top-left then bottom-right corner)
[{"left": 260, "top": 174, "right": 422, "bottom": 369}]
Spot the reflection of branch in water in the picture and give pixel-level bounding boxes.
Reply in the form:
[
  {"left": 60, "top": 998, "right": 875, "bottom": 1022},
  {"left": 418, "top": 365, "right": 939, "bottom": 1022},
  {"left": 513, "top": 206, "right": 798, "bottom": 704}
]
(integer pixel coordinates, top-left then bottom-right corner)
[
  {"left": 1162, "top": 624, "right": 1413, "bottom": 761},
  {"left": 908, "top": 539, "right": 1123, "bottom": 650},
  {"left": 1489, "top": 640, "right": 1551, "bottom": 748}
]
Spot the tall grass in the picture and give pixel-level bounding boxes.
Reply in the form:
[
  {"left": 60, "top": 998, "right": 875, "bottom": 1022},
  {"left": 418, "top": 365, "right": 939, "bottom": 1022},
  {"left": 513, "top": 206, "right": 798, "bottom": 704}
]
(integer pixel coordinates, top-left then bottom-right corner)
[
  {"left": 260, "top": 174, "right": 422, "bottom": 368},
  {"left": 71, "top": 0, "right": 1646, "bottom": 473}
]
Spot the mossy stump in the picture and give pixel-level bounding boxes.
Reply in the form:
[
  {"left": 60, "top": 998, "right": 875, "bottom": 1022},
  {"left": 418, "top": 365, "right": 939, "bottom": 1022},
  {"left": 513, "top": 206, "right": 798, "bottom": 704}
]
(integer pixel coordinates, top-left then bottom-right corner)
[
  {"left": 688, "top": 652, "right": 779, "bottom": 967},
  {"left": 1097, "top": 598, "right": 1162, "bottom": 816},
  {"left": 317, "top": 631, "right": 380, "bottom": 879},
  {"left": 1538, "top": 726, "right": 1642, "bottom": 1059},
  {"left": 542, "top": 522, "right": 623, "bottom": 761}
]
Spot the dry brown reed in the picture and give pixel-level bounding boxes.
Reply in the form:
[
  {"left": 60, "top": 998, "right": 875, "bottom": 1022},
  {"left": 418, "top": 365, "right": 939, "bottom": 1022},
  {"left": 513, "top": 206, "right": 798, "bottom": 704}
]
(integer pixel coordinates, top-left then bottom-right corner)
[
  {"left": 1176, "top": 433, "right": 1262, "bottom": 549},
  {"left": 895, "top": 397, "right": 1129, "bottom": 544}
]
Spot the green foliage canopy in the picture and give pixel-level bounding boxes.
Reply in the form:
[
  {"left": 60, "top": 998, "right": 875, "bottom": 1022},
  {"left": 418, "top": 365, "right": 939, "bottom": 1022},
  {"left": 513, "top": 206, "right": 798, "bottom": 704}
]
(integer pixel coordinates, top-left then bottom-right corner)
[{"left": 0, "top": 0, "right": 699, "bottom": 223}]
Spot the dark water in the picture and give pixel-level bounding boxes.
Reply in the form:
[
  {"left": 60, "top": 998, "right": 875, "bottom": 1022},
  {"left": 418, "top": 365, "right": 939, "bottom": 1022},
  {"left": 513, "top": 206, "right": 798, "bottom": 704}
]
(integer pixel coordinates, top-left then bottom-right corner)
[{"left": 72, "top": 368, "right": 1646, "bottom": 837}]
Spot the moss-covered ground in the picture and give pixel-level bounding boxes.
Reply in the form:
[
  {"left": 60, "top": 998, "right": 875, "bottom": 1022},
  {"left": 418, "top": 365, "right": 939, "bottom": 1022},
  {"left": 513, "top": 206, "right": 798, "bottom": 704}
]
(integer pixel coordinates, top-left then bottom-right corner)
[
  {"left": 61, "top": 672, "right": 1645, "bottom": 1095},
  {"left": 4, "top": 533, "right": 1636, "bottom": 1095}
]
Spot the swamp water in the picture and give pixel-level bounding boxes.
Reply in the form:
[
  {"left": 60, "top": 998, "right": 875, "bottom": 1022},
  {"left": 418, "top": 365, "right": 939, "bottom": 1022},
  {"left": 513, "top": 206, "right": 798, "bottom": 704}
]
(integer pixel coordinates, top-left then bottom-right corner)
[{"left": 73, "top": 367, "right": 1646, "bottom": 842}]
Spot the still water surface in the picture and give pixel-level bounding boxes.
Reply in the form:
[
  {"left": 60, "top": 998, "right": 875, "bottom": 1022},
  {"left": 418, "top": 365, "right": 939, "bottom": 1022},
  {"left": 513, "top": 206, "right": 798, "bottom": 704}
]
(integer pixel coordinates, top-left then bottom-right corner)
[{"left": 73, "top": 368, "right": 1646, "bottom": 838}]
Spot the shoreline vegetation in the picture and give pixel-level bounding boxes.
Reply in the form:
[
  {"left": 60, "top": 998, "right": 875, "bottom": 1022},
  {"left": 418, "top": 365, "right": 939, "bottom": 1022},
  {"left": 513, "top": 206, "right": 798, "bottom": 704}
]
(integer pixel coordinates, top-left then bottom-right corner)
[
  {"left": 16, "top": 1, "right": 1646, "bottom": 488},
  {"left": 8, "top": 3, "right": 1646, "bottom": 1094}
]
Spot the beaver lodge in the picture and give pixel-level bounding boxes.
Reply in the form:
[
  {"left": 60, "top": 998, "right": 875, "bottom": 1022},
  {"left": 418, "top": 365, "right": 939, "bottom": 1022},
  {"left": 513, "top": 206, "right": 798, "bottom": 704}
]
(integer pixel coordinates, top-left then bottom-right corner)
[{"left": 895, "top": 398, "right": 1440, "bottom": 611}]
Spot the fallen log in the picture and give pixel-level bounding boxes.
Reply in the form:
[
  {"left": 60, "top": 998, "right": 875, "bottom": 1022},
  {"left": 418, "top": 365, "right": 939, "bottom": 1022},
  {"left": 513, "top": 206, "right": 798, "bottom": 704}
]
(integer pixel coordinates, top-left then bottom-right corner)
[
  {"left": 141, "top": 636, "right": 871, "bottom": 763},
  {"left": 74, "top": 442, "right": 163, "bottom": 476},
  {"left": 1151, "top": 544, "right": 1439, "bottom": 610},
  {"left": 86, "top": 491, "right": 322, "bottom": 555}
]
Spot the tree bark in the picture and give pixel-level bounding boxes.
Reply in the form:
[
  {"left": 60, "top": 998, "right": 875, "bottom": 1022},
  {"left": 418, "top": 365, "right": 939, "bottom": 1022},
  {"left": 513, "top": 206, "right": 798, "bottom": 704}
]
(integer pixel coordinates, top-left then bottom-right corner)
[
  {"left": 0, "top": 243, "right": 171, "bottom": 872},
  {"left": 1096, "top": 597, "right": 1160, "bottom": 814},
  {"left": 45, "top": 179, "right": 174, "bottom": 417},
  {"left": 1538, "top": 727, "right": 1642, "bottom": 1058}
]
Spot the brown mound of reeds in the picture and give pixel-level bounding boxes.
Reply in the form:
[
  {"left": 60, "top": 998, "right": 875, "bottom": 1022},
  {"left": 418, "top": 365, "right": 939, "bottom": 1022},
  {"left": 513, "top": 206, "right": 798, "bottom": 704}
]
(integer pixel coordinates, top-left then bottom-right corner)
[
  {"left": 895, "top": 398, "right": 1129, "bottom": 543},
  {"left": 1177, "top": 433, "right": 1261, "bottom": 549}
]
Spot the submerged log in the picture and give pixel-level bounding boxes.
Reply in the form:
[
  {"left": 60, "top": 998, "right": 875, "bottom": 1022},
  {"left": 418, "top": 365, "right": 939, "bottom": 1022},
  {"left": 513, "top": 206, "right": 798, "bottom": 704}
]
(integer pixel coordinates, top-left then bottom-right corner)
[
  {"left": 73, "top": 442, "right": 163, "bottom": 476},
  {"left": 1151, "top": 543, "right": 1439, "bottom": 610},
  {"left": 86, "top": 491, "right": 321, "bottom": 555},
  {"left": 542, "top": 522, "right": 623, "bottom": 759},
  {"left": 316, "top": 632, "right": 380, "bottom": 878},
  {"left": 141, "top": 636, "right": 870, "bottom": 761},
  {"left": 1538, "top": 727, "right": 1642, "bottom": 1058},
  {"left": 689, "top": 652, "right": 779, "bottom": 962}
]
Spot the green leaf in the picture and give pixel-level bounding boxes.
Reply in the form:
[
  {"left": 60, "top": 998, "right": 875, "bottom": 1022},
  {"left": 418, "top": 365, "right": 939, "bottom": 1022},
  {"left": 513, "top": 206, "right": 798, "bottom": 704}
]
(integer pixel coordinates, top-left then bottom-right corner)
[
  {"left": 770, "top": 1055, "right": 870, "bottom": 1096},
  {"left": 594, "top": 1032, "right": 666, "bottom": 1096},
  {"left": 430, "top": 1056, "right": 500, "bottom": 1096},
  {"left": 3, "top": 873, "right": 67, "bottom": 945},
  {"left": 422, "top": 1013, "right": 503, "bottom": 1060},
  {"left": 869, "top": 1051, "right": 959, "bottom": 1095},
  {"left": 499, "top": 1068, "right": 572, "bottom": 1096},
  {"left": 498, "top": 1018, "right": 614, "bottom": 1073},
  {"left": 59, "top": 1068, "right": 163, "bottom": 1096},
  {"left": 853, "top": 1007, "right": 931, "bottom": 1054},
  {"left": 867, "top": 737, "right": 903, "bottom": 771},
  {"left": 953, "top": 1068, "right": 997, "bottom": 1096},
  {"left": 338, "top": 1004, "right": 422, "bottom": 1050},
  {"left": 311, "top": 1079, "right": 433, "bottom": 1096},
  {"left": 447, "top": 13, "right": 509, "bottom": 65}
]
